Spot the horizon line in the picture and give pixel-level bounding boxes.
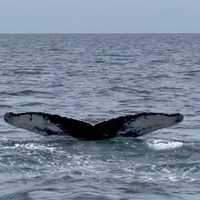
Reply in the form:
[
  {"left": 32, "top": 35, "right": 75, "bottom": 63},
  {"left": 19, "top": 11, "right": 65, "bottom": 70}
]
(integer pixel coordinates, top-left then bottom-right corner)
[{"left": 0, "top": 32, "right": 200, "bottom": 34}]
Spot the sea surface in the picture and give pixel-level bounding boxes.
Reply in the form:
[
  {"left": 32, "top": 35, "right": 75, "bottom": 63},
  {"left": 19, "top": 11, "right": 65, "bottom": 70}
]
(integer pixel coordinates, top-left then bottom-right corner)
[{"left": 0, "top": 34, "right": 200, "bottom": 200}]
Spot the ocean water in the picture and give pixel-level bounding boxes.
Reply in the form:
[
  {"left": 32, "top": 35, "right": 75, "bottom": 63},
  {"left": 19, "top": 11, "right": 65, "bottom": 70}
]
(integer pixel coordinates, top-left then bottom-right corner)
[{"left": 0, "top": 34, "right": 200, "bottom": 200}]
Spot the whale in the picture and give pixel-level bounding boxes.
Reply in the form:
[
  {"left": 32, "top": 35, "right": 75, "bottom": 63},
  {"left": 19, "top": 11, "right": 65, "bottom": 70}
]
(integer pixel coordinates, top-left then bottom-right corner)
[{"left": 4, "top": 112, "right": 184, "bottom": 140}]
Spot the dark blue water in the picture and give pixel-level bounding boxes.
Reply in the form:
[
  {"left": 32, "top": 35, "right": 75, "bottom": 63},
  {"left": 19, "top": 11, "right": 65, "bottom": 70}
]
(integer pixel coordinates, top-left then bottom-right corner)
[{"left": 0, "top": 34, "right": 200, "bottom": 199}]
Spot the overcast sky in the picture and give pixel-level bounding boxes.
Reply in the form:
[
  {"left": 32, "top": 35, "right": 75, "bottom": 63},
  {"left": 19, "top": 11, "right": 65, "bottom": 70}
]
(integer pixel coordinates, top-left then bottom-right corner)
[{"left": 0, "top": 0, "right": 199, "bottom": 33}]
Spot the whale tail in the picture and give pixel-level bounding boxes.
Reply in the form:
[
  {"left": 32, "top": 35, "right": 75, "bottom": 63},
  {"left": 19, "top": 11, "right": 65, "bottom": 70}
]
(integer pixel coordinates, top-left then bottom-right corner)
[
  {"left": 94, "top": 112, "right": 184, "bottom": 137},
  {"left": 4, "top": 112, "right": 183, "bottom": 140}
]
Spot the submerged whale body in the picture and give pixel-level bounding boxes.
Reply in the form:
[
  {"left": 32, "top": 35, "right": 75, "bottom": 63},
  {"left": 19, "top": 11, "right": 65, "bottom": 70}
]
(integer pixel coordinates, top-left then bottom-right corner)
[{"left": 4, "top": 112, "right": 184, "bottom": 140}]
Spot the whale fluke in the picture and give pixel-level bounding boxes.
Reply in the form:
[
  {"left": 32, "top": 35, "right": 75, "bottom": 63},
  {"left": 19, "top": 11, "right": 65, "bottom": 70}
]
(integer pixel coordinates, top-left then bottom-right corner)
[
  {"left": 4, "top": 112, "right": 183, "bottom": 140},
  {"left": 95, "top": 113, "right": 184, "bottom": 137}
]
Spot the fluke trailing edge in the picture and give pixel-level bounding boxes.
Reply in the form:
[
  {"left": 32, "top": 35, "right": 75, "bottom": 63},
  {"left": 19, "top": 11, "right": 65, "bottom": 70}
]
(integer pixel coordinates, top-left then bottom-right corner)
[{"left": 4, "top": 112, "right": 184, "bottom": 140}]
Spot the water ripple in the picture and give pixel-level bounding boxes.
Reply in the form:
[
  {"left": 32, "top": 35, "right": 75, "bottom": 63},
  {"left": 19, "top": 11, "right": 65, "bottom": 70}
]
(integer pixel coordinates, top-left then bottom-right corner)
[{"left": 0, "top": 34, "right": 200, "bottom": 199}]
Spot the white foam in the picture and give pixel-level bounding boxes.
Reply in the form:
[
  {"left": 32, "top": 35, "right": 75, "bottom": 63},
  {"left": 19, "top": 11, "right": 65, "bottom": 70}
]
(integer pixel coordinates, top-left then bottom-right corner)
[
  {"left": 146, "top": 139, "right": 183, "bottom": 150},
  {"left": 3, "top": 143, "right": 56, "bottom": 152}
]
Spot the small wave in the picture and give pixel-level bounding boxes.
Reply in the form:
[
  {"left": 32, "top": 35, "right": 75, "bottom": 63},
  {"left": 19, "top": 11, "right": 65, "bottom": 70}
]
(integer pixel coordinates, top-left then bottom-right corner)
[
  {"left": 95, "top": 59, "right": 105, "bottom": 63},
  {"left": 0, "top": 104, "right": 13, "bottom": 109},
  {"left": 48, "top": 47, "right": 61, "bottom": 51},
  {"left": 14, "top": 68, "right": 47, "bottom": 75},
  {"left": 20, "top": 102, "right": 46, "bottom": 107},
  {"left": 184, "top": 70, "right": 200, "bottom": 77},
  {"left": 146, "top": 139, "right": 183, "bottom": 150},
  {"left": 150, "top": 74, "right": 172, "bottom": 79},
  {"left": 110, "top": 86, "right": 151, "bottom": 95},
  {"left": 150, "top": 59, "right": 169, "bottom": 64},
  {"left": 155, "top": 86, "right": 182, "bottom": 91},
  {"left": 99, "top": 53, "right": 133, "bottom": 58},
  {"left": 0, "top": 191, "right": 31, "bottom": 200},
  {"left": 1, "top": 90, "right": 52, "bottom": 96}
]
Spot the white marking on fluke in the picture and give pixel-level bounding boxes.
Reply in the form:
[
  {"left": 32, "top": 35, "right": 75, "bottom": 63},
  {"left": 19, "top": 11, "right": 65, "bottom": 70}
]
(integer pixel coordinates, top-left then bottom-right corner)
[
  {"left": 4, "top": 112, "right": 64, "bottom": 136},
  {"left": 117, "top": 113, "right": 184, "bottom": 137}
]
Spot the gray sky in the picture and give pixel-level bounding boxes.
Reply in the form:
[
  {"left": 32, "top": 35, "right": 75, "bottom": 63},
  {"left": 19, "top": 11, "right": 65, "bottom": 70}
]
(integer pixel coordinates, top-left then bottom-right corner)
[{"left": 0, "top": 0, "right": 199, "bottom": 33}]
